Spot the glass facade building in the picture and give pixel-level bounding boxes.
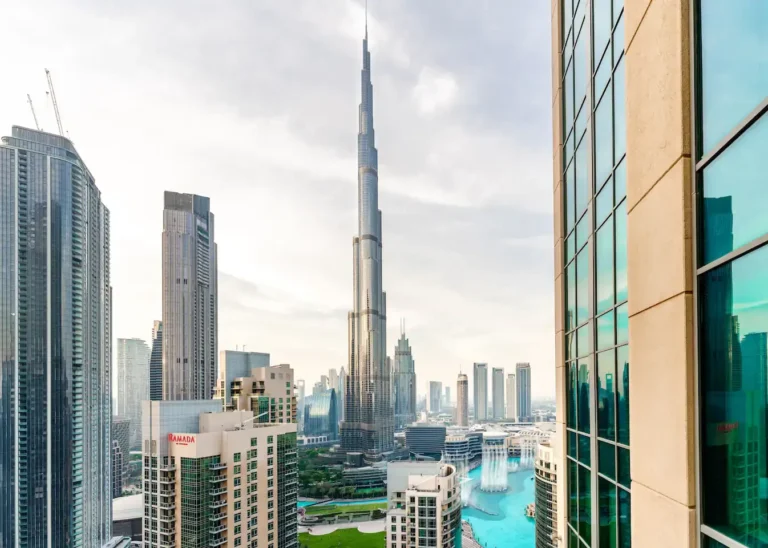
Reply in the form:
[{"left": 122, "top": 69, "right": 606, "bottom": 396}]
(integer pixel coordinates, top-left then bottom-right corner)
[
  {"left": 301, "top": 389, "right": 338, "bottom": 440},
  {"left": 0, "top": 126, "right": 112, "bottom": 547}
]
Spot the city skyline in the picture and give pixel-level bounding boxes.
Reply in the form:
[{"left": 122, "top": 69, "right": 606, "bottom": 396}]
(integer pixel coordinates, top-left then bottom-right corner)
[{"left": 0, "top": 1, "right": 554, "bottom": 399}]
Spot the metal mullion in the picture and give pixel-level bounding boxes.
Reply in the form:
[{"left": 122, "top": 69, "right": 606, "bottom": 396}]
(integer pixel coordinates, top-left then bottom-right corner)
[
  {"left": 700, "top": 526, "right": 749, "bottom": 548},
  {"left": 696, "top": 98, "right": 768, "bottom": 170},
  {"left": 696, "top": 233, "right": 768, "bottom": 276}
]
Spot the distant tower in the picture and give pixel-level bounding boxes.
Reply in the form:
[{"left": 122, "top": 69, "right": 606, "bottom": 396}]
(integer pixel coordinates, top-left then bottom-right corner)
[
  {"left": 473, "top": 363, "right": 488, "bottom": 421},
  {"left": 506, "top": 373, "right": 517, "bottom": 421},
  {"left": 492, "top": 367, "right": 505, "bottom": 419},
  {"left": 149, "top": 320, "right": 164, "bottom": 401},
  {"left": 429, "top": 381, "right": 443, "bottom": 414},
  {"left": 516, "top": 362, "right": 532, "bottom": 421},
  {"left": 392, "top": 325, "right": 416, "bottom": 429},
  {"left": 457, "top": 373, "right": 469, "bottom": 427},
  {"left": 117, "top": 338, "right": 150, "bottom": 448}
]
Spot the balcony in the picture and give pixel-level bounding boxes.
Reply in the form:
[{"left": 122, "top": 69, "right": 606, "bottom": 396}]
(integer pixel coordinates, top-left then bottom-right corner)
[
  {"left": 209, "top": 474, "right": 226, "bottom": 483},
  {"left": 208, "top": 513, "right": 225, "bottom": 522},
  {"left": 209, "top": 499, "right": 227, "bottom": 509},
  {"left": 158, "top": 538, "right": 175, "bottom": 548},
  {"left": 159, "top": 464, "right": 177, "bottom": 472},
  {"left": 158, "top": 476, "right": 175, "bottom": 484},
  {"left": 209, "top": 536, "right": 227, "bottom": 547},
  {"left": 160, "top": 489, "right": 176, "bottom": 498},
  {"left": 158, "top": 514, "right": 175, "bottom": 523},
  {"left": 209, "top": 462, "right": 227, "bottom": 471},
  {"left": 209, "top": 487, "right": 227, "bottom": 496},
  {"left": 209, "top": 524, "right": 227, "bottom": 535},
  {"left": 158, "top": 502, "right": 176, "bottom": 510}
]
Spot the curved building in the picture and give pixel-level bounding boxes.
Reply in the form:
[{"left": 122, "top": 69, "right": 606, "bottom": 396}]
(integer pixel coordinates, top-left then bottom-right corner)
[
  {"left": 303, "top": 388, "right": 339, "bottom": 440},
  {"left": 534, "top": 442, "right": 557, "bottom": 548}
]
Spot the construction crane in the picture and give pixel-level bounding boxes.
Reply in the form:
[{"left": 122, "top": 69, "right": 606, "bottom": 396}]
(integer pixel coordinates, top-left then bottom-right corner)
[
  {"left": 44, "top": 69, "right": 64, "bottom": 136},
  {"left": 26, "top": 94, "right": 40, "bottom": 131}
]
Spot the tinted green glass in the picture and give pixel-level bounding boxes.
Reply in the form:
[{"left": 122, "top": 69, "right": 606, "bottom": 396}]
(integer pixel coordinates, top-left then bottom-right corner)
[
  {"left": 577, "top": 324, "right": 590, "bottom": 358},
  {"left": 616, "top": 345, "right": 629, "bottom": 445},
  {"left": 599, "top": 440, "right": 616, "bottom": 480},
  {"left": 612, "top": 11, "right": 624, "bottom": 65},
  {"left": 614, "top": 156, "right": 626, "bottom": 202},
  {"left": 576, "top": 249, "right": 589, "bottom": 325},
  {"left": 613, "top": 58, "right": 626, "bottom": 162},
  {"left": 578, "top": 434, "right": 591, "bottom": 466},
  {"left": 567, "top": 262, "right": 576, "bottom": 331},
  {"left": 596, "top": 217, "right": 615, "bottom": 314},
  {"left": 593, "top": 0, "right": 611, "bottom": 67},
  {"left": 700, "top": 4, "right": 768, "bottom": 153},
  {"left": 700, "top": 245, "right": 768, "bottom": 543},
  {"left": 575, "top": 138, "right": 588, "bottom": 218},
  {"left": 565, "top": 233, "right": 575, "bottom": 263},
  {"left": 565, "top": 60, "right": 574, "bottom": 127},
  {"left": 618, "top": 489, "right": 631, "bottom": 547},
  {"left": 576, "top": 214, "right": 589, "bottom": 252},
  {"left": 616, "top": 303, "right": 628, "bottom": 345},
  {"left": 615, "top": 201, "right": 627, "bottom": 302},
  {"left": 595, "top": 85, "right": 613, "bottom": 189},
  {"left": 569, "top": 528, "right": 580, "bottom": 548},
  {"left": 596, "top": 177, "right": 613, "bottom": 227},
  {"left": 565, "top": 130, "right": 574, "bottom": 169},
  {"left": 568, "top": 430, "right": 577, "bottom": 459},
  {"left": 576, "top": 101, "right": 587, "bottom": 142},
  {"left": 575, "top": 30, "right": 587, "bottom": 108},
  {"left": 578, "top": 358, "right": 591, "bottom": 434},
  {"left": 617, "top": 446, "right": 630, "bottom": 489},
  {"left": 578, "top": 464, "right": 592, "bottom": 543},
  {"left": 597, "top": 310, "right": 614, "bottom": 351},
  {"left": 702, "top": 113, "right": 768, "bottom": 265},
  {"left": 599, "top": 478, "right": 617, "bottom": 548},
  {"left": 702, "top": 537, "right": 728, "bottom": 548},
  {"left": 569, "top": 459, "right": 579, "bottom": 530},
  {"left": 568, "top": 362, "right": 577, "bottom": 429},
  {"left": 597, "top": 350, "right": 616, "bottom": 440}
]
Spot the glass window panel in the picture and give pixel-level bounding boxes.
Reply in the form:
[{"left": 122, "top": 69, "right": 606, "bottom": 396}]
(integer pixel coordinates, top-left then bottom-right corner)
[
  {"left": 565, "top": 232, "right": 575, "bottom": 264},
  {"left": 616, "top": 346, "right": 629, "bottom": 446},
  {"left": 700, "top": 245, "right": 768, "bottom": 543},
  {"left": 599, "top": 440, "right": 616, "bottom": 480},
  {"left": 568, "top": 362, "right": 578, "bottom": 429},
  {"left": 574, "top": 0, "right": 585, "bottom": 36},
  {"left": 567, "top": 262, "right": 576, "bottom": 332},
  {"left": 578, "top": 434, "right": 591, "bottom": 466},
  {"left": 617, "top": 446, "right": 630, "bottom": 488},
  {"left": 595, "top": 85, "right": 613, "bottom": 190},
  {"left": 568, "top": 459, "right": 578, "bottom": 530},
  {"left": 613, "top": 0, "right": 623, "bottom": 25},
  {"left": 596, "top": 217, "right": 615, "bottom": 314},
  {"left": 615, "top": 201, "right": 627, "bottom": 302},
  {"left": 599, "top": 478, "right": 617, "bottom": 548},
  {"left": 575, "top": 101, "right": 587, "bottom": 142},
  {"left": 701, "top": 113, "right": 768, "bottom": 265},
  {"left": 569, "top": 528, "right": 580, "bottom": 548},
  {"left": 700, "top": 3, "right": 768, "bottom": 154},
  {"left": 576, "top": 249, "right": 589, "bottom": 325},
  {"left": 596, "top": 176, "right": 613, "bottom": 228},
  {"left": 614, "top": 156, "right": 626, "bottom": 203},
  {"left": 613, "top": 58, "right": 626, "bottom": 162},
  {"left": 597, "top": 349, "right": 616, "bottom": 440},
  {"left": 594, "top": 52, "right": 611, "bottom": 105},
  {"left": 566, "top": 331, "right": 574, "bottom": 361},
  {"left": 574, "top": 30, "right": 587, "bottom": 108},
  {"left": 564, "top": 0, "right": 574, "bottom": 21},
  {"left": 702, "top": 537, "right": 729, "bottom": 548},
  {"left": 592, "top": 0, "right": 611, "bottom": 69},
  {"left": 567, "top": 160, "right": 576, "bottom": 230},
  {"left": 612, "top": 11, "right": 624, "bottom": 65},
  {"left": 578, "top": 358, "right": 591, "bottom": 434},
  {"left": 597, "top": 310, "right": 615, "bottom": 351},
  {"left": 577, "top": 323, "right": 590, "bottom": 358},
  {"left": 565, "top": 60, "right": 574, "bottom": 127},
  {"left": 616, "top": 303, "right": 628, "bottom": 344},
  {"left": 565, "top": 130, "right": 574, "bottom": 169},
  {"left": 575, "top": 138, "right": 588, "bottom": 217},
  {"left": 618, "top": 489, "right": 631, "bottom": 547},
  {"left": 578, "top": 464, "right": 592, "bottom": 543},
  {"left": 576, "top": 212, "right": 589, "bottom": 252},
  {"left": 568, "top": 430, "right": 577, "bottom": 459}
]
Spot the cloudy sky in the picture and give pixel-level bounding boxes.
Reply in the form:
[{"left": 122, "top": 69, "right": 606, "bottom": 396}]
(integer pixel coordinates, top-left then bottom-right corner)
[{"left": 1, "top": 1, "right": 554, "bottom": 399}]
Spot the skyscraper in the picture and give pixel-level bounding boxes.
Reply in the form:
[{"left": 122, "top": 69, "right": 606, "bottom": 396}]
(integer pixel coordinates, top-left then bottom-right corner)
[
  {"left": 473, "top": 363, "right": 488, "bottom": 421},
  {"left": 340, "top": 21, "right": 394, "bottom": 458},
  {"left": 506, "top": 373, "right": 517, "bottom": 421},
  {"left": 117, "top": 337, "right": 150, "bottom": 448},
  {"left": 552, "top": 2, "right": 768, "bottom": 545},
  {"left": 429, "top": 381, "right": 442, "bottom": 414},
  {"left": 0, "top": 126, "right": 112, "bottom": 547},
  {"left": 162, "top": 191, "right": 218, "bottom": 400},
  {"left": 148, "top": 320, "right": 163, "bottom": 401},
  {"left": 515, "top": 362, "right": 531, "bottom": 421},
  {"left": 456, "top": 373, "right": 469, "bottom": 427},
  {"left": 329, "top": 368, "right": 339, "bottom": 395},
  {"left": 444, "top": 386, "right": 451, "bottom": 408},
  {"left": 491, "top": 367, "right": 504, "bottom": 419},
  {"left": 393, "top": 329, "right": 416, "bottom": 429},
  {"left": 338, "top": 367, "right": 346, "bottom": 423}
]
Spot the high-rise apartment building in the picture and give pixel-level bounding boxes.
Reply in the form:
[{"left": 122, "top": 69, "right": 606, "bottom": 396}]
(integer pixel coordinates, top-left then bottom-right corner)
[
  {"left": 472, "top": 363, "right": 488, "bottom": 421},
  {"left": 219, "top": 364, "right": 297, "bottom": 424},
  {"left": 506, "top": 373, "right": 517, "bottom": 421},
  {"left": 341, "top": 23, "right": 394, "bottom": 459},
  {"left": 111, "top": 416, "right": 131, "bottom": 498},
  {"left": 553, "top": 2, "right": 768, "bottom": 545},
  {"left": 149, "top": 320, "right": 163, "bottom": 401},
  {"left": 217, "top": 350, "right": 270, "bottom": 404},
  {"left": 515, "top": 363, "right": 531, "bottom": 422},
  {"left": 142, "top": 401, "right": 298, "bottom": 548},
  {"left": 328, "top": 368, "right": 338, "bottom": 393},
  {"left": 117, "top": 337, "right": 150, "bottom": 447},
  {"left": 162, "top": 191, "right": 218, "bottom": 400},
  {"left": 428, "top": 381, "right": 442, "bottom": 414},
  {"left": 491, "top": 367, "right": 505, "bottom": 419},
  {"left": 392, "top": 330, "right": 417, "bottom": 429},
  {"left": 0, "top": 126, "right": 112, "bottom": 547},
  {"left": 385, "top": 462, "right": 461, "bottom": 548},
  {"left": 534, "top": 442, "right": 557, "bottom": 548},
  {"left": 456, "top": 373, "right": 469, "bottom": 427},
  {"left": 443, "top": 386, "right": 451, "bottom": 408}
]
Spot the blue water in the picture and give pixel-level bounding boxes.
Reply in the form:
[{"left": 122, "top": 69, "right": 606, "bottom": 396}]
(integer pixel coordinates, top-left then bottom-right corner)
[
  {"left": 461, "top": 458, "right": 535, "bottom": 547},
  {"left": 297, "top": 497, "right": 386, "bottom": 508}
]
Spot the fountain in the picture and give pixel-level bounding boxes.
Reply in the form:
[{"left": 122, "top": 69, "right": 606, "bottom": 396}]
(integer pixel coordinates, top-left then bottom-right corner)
[{"left": 480, "top": 433, "right": 508, "bottom": 492}]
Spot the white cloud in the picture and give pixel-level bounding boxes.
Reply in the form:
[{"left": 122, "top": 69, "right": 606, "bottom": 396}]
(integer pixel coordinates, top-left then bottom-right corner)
[{"left": 412, "top": 67, "right": 459, "bottom": 115}]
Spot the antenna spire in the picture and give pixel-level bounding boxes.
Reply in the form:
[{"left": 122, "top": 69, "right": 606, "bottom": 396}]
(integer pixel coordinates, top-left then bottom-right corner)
[{"left": 365, "top": 0, "right": 368, "bottom": 39}]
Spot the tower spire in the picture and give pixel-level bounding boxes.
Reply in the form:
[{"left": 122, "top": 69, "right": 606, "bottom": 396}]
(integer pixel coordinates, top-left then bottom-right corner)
[{"left": 365, "top": 0, "right": 368, "bottom": 39}]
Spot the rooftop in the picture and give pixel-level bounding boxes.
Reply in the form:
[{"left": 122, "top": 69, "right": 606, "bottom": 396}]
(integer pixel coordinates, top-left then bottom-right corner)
[{"left": 113, "top": 494, "right": 142, "bottom": 521}]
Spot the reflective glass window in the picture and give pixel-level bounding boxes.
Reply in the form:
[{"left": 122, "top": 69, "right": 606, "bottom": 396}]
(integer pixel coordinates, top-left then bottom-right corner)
[
  {"left": 576, "top": 213, "right": 589, "bottom": 252},
  {"left": 565, "top": 60, "right": 574, "bottom": 128},
  {"left": 597, "top": 350, "right": 616, "bottom": 440},
  {"left": 593, "top": 0, "right": 611, "bottom": 67},
  {"left": 568, "top": 430, "right": 577, "bottom": 459},
  {"left": 577, "top": 323, "right": 590, "bottom": 358},
  {"left": 615, "top": 202, "right": 627, "bottom": 302},
  {"left": 567, "top": 262, "right": 576, "bottom": 332},
  {"left": 567, "top": 160, "right": 576, "bottom": 230},
  {"left": 599, "top": 440, "right": 616, "bottom": 480},
  {"left": 575, "top": 30, "right": 587, "bottom": 109},
  {"left": 578, "top": 434, "right": 591, "bottom": 467},
  {"left": 568, "top": 459, "right": 578, "bottom": 530},
  {"left": 618, "top": 446, "right": 630, "bottom": 489},
  {"left": 616, "top": 303, "right": 628, "bottom": 345},
  {"left": 595, "top": 85, "right": 613, "bottom": 189},
  {"left": 701, "top": 113, "right": 768, "bottom": 264},
  {"left": 578, "top": 358, "right": 591, "bottom": 434},
  {"left": 596, "top": 177, "right": 613, "bottom": 228},
  {"left": 613, "top": 58, "right": 626, "bottom": 162},
  {"left": 599, "top": 479, "right": 617, "bottom": 548},
  {"left": 578, "top": 464, "right": 592, "bottom": 543},
  {"left": 576, "top": 249, "right": 589, "bottom": 325},
  {"left": 568, "top": 363, "right": 577, "bottom": 429},
  {"left": 616, "top": 346, "right": 629, "bottom": 445},
  {"left": 614, "top": 157, "right": 626, "bottom": 204},
  {"left": 596, "top": 218, "right": 615, "bottom": 314},
  {"left": 575, "top": 138, "right": 588, "bottom": 218},
  {"left": 618, "top": 490, "right": 631, "bottom": 547},
  {"left": 700, "top": 4, "right": 768, "bottom": 153},
  {"left": 597, "top": 310, "right": 615, "bottom": 351}
]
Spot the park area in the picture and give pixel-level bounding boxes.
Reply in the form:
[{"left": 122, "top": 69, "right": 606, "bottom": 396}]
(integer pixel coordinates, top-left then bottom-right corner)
[
  {"left": 304, "top": 501, "right": 386, "bottom": 517},
  {"left": 298, "top": 528, "right": 385, "bottom": 548}
]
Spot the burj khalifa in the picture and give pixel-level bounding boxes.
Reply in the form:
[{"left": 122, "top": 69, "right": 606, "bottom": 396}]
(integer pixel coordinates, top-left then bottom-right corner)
[{"left": 340, "top": 21, "right": 395, "bottom": 459}]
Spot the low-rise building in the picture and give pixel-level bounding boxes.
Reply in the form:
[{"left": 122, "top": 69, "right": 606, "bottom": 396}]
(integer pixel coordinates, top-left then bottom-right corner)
[
  {"left": 385, "top": 462, "right": 461, "bottom": 548},
  {"left": 404, "top": 423, "right": 446, "bottom": 459}
]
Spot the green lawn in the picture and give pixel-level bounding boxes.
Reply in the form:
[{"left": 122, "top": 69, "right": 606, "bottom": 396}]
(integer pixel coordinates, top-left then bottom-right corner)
[
  {"left": 298, "top": 529, "right": 385, "bottom": 548},
  {"left": 304, "top": 502, "right": 386, "bottom": 516}
]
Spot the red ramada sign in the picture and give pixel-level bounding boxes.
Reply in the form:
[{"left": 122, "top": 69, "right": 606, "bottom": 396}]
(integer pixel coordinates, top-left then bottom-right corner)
[{"left": 168, "top": 434, "right": 195, "bottom": 445}]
